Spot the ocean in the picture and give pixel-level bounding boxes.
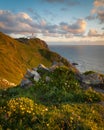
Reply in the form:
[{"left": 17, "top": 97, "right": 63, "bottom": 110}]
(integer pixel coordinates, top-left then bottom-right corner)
[{"left": 49, "top": 45, "right": 104, "bottom": 74}]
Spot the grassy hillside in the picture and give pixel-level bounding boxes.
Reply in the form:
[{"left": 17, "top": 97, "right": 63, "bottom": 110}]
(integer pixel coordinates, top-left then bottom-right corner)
[{"left": 0, "top": 32, "right": 75, "bottom": 86}]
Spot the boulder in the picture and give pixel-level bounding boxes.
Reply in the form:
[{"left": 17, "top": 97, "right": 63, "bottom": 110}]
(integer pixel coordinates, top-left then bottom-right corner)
[
  {"left": 72, "top": 62, "right": 78, "bottom": 66},
  {"left": 32, "top": 67, "right": 38, "bottom": 71},
  {"left": 25, "top": 69, "right": 40, "bottom": 78},
  {"left": 33, "top": 71, "right": 41, "bottom": 82},
  {"left": 20, "top": 78, "right": 32, "bottom": 87},
  {"left": 38, "top": 64, "right": 49, "bottom": 72},
  {"left": 34, "top": 76, "right": 40, "bottom": 82},
  {"left": 25, "top": 69, "right": 35, "bottom": 78},
  {"left": 49, "top": 62, "right": 64, "bottom": 71},
  {"left": 45, "top": 76, "right": 51, "bottom": 82},
  {"left": 81, "top": 73, "right": 104, "bottom": 85}
]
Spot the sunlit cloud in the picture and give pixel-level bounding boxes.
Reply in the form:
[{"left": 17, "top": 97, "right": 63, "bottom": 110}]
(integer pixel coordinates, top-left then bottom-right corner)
[
  {"left": 0, "top": 9, "right": 103, "bottom": 42},
  {"left": 92, "top": 0, "right": 104, "bottom": 23},
  {"left": 0, "top": 10, "right": 86, "bottom": 37},
  {"left": 86, "top": 0, "right": 104, "bottom": 24},
  {"left": 88, "top": 29, "right": 104, "bottom": 37},
  {"left": 94, "top": 0, "right": 104, "bottom": 7},
  {"left": 60, "top": 19, "right": 86, "bottom": 35}
]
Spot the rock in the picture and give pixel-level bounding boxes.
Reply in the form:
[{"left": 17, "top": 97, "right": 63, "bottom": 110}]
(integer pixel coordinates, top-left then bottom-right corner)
[
  {"left": 72, "top": 62, "right": 78, "bottom": 66},
  {"left": 25, "top": 69, "right": 41, "bottom": 82},
  {"left": 45, "top": 76, "right": 51, "bottom": 82},
  {"left": 25, "top": 69, "right": 40, "bottom": 78},
  {"left": 32, "top": 67, "right": 38, "bottom": 71},
  {"left": 81, "top": 72, "right": 104, "bottom": 86},
  {"left": 49, "top": 62, "right": 64, "bottom": 71},
  {"left": 20, "top": 78, "right": 32, "bottom": 87},
  {"left": 25, "top": 69, "right": 34, "bottom": 78},
  {"left": 33, "top": 76, "right": 40, "bottom": 82},
  {"left": 33, "top": 71, "right": 41, "bottom": 82},
  {"left": 38, "top": 64, "right": 49, "bottom": 72},
  {"left": 52, "top": 61, "right": 64, "bottom": 66},
  {"left": 33, "top": 70, "right": 40, "bottom": 77}
]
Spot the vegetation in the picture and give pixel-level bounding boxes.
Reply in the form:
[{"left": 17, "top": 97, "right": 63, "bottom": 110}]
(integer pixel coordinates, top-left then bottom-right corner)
[
  {"left": 0, "top": 66, "right": 104, "bottom": 130},
  {"left": 84, "top": 71, "right": 95, "bottom": 75}
]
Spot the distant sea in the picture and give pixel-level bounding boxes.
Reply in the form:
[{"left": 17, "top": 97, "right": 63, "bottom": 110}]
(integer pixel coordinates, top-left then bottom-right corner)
[{"left": 49, "top": 45, "right": 104, "bottom": 74}]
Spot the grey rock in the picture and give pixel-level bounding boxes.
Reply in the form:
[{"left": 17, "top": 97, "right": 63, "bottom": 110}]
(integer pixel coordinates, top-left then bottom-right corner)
[
  {"left": 25, "top": 69, "right": 40, "bottom": 78},
  {"left": 38, "top": 64, "right": 49, "bottom": 71},
  {"left": 33, "top": 71, "right": 41, "bottom": 82},
  {"left": 72, "top": 62, "right": 78, "bottom": 66},
  {"left": 45, "top": 76, "right": 51, "bottom": 82},
  {"left": 81, "top": 73, "right": 104, "bottom": 85},
  {"left": 20, "top": 78, "right": 32, "bottom": 87},
  {"left": 49, "top": 62, "right": 64, "bottom": 71}
]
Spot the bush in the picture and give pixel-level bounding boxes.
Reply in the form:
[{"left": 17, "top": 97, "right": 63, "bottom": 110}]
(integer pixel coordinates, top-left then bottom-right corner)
[
  {"left": 0, "top": 97, "right": 48, "bottom": 129},
  {"left": 0, "top": 66, "right": 104, "bottom": 129}
]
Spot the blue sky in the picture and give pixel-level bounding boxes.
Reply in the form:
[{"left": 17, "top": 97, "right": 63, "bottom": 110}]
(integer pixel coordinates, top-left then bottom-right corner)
[{"left": 0, "top": 0, "right": 104, "bottom": 44}]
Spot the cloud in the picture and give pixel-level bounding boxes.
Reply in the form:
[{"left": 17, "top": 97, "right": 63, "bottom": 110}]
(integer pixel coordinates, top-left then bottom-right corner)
[
  {"left": 96, "top": 9, "right": 104, "bottom": 23},
  {"left": 86, "top": 0, "right": 104, "bottom": 23},
  {"left": 88, "top": 29, "right": 104, "bottom": 37},
  {"left": 94, "top": 0, "right": 104, "bottom": 7},
  {"left": 0, "top": 10, "right": 87, "bottom": 39},
  {"left": 60, "top": 19, "right": 87, "bottom": 35},
  {"left": 0, "top": 10, "right": 37, "bottom": 34},
  {"left": 85, "top": 15, "right": 95, "bottom": 20},
  {"left": 91, "top": 0, "right": 104, "bottom": 23}
]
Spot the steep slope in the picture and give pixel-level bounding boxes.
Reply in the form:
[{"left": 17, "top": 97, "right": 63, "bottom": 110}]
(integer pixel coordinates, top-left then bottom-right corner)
[{"left": 0, "top": 32, "right": 77, "bottom": 86}]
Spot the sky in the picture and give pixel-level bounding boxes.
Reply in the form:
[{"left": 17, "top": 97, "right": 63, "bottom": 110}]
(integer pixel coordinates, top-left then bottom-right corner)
[{"left": 0, "top": 0, "right": 104, "bottom": 44}]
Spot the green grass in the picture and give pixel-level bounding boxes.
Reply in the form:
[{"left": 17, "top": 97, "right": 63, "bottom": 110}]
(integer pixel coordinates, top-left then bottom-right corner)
[
  {"left": 0, "top": 66, "right": 104, "bottom": 129},
  {"left": 84, "top": 71, "right": 96, "bottom": 75}
]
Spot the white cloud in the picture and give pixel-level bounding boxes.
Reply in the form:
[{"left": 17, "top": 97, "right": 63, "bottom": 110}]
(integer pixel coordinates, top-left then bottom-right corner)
[
  {"left": 0, "top": 10, "right": 87, "bottom": 37},
  {"left": 0, "top": 10, "right": 37, "bottom": 34},
  {"left": 60, "top": 19, "right": 87, "bottom": 34},
  {"left": 88, "top": 29, "right": 104, "bottom": 38},
  {"left": 0, "top": 10, "right": 103, "bottom": 42},
  {"left": 94, "top": 0, "right": 104, "bottom": 7},
  {"left": 92, "top": 0, "right": 104, "bottom": 23}
]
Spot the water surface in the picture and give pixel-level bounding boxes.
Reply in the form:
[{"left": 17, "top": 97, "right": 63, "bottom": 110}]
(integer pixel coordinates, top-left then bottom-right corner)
[{"left": 49, "top": 45, "right": 104, "bottom": 74}]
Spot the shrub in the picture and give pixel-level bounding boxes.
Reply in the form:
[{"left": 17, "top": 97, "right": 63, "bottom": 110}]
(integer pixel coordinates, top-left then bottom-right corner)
[{"left": 0, "top": 97, "right": 48, "bottom": 129}]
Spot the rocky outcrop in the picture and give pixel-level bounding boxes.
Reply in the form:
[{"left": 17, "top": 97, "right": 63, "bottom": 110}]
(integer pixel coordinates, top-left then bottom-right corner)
[
  {"left": 72, "top": 62, "right": 78, "bottom": 66},
  {"left": 20, "top": 69, "right": 41, "bottom": 87},
  {"left": 20, "top": 63, "right": 104, "bottom": 90},
  {"left": 20, "top": 78, "right": 32, "bottom": 88},
  {"left": 79, "top": 72, "right": 104, "bottom": 90},
  {"left": 49, "top": 62, "right": 64, "bottom": 71},
  {"left": 20, "top": 62, "right": 72, "bottom": 88},
  {"left": 38, "top": 64, "right": 49, "bottom": 72}
]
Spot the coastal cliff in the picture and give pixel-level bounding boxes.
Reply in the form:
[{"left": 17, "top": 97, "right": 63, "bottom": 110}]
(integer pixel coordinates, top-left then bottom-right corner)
[{"left": 0, "top": 32, "right": 77, "bottom": 88}]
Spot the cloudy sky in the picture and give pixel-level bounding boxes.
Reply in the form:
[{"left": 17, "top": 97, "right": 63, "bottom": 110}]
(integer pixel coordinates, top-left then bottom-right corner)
[{"left": 0, "top": 0, "right": 104, "bottom": 44}]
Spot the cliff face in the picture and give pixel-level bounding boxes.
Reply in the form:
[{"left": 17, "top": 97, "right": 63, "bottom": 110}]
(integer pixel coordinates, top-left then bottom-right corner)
[{"left": 0, "top": 32, "right": 78, "bottom": 87}]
